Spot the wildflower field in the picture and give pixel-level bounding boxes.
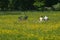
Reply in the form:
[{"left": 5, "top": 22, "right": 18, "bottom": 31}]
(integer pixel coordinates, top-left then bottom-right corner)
[{"left": 0, "top": 11, "right": 60, "bottom": 40}]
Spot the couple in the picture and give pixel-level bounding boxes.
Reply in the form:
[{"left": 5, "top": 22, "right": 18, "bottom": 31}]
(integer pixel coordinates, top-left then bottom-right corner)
[{"left": 39, "top": 16, "right": 48, "bottom": 22}]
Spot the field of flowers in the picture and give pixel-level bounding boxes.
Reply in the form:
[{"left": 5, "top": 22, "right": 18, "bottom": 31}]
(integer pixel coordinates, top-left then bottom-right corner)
[{"left": 0, "top": 11, "right": 60, "bottom": 40}]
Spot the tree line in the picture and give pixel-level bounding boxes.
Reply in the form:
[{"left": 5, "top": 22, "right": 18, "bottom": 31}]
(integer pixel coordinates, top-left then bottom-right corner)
[{"left": 0, "top": 0, "right": 60, "bottom": 11}]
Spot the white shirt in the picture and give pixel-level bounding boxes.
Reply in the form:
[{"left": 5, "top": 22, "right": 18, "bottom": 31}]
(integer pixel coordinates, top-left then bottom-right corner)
[
  {"left": 44, "top": 16, "right": 48, "bottom": 20},
  {"left": 40, "top": 17, "right": 43, "bottom": 21}
]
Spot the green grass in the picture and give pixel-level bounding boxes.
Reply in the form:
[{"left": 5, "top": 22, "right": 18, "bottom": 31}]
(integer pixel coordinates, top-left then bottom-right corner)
[{"left": 0, "top": 11, "right": 60, "bottom": 40}]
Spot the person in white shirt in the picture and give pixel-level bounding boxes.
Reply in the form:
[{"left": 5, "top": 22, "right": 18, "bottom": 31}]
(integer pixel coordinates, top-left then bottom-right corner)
[
  {"left": 39, "top": 16, "right": 43, "bottom": 22},
  {"left": 44, "top": 16, "right": 48, "bottom": 21}
]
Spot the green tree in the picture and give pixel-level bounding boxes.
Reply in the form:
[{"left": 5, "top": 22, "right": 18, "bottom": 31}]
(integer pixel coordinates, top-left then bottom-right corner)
[
  {"left": 0, "top": 0, "right": 9, "bottom": 11},
  {"left": 12, "top": 0, "right": 35, "bottom": 10},
  {"left": 39, "top": 0, "right": 60, "bottom": 10}
]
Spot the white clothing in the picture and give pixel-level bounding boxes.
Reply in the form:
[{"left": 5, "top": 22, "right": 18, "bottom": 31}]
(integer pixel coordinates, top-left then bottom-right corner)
[
  {"left": 39, "top": 17, "right": 43, "bottom": 22},
  {"left": 44, "top": 16, "right": 48, "bottom": 21}
]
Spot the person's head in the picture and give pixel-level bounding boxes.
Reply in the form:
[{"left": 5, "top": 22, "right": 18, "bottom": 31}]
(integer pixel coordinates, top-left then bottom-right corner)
[
  {"left": 40, "top": 16, "right": 43, "bottom": 17},
  {"left": 45, "top": 16, "right": 47, "bottom": 17}
]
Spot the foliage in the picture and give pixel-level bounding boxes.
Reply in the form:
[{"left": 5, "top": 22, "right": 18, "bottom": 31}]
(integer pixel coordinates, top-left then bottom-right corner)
[
  {"left": 53, "top": 3, "right": 60, "bottom": 10},
  {"left": 0, "top": 0, "right": 60, "bottom": 11}
]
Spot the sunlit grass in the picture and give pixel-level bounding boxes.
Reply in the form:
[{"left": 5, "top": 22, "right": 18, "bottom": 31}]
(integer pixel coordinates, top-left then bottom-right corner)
[{"left": 0, "top": 11, "right": 60, "bottom": 40}]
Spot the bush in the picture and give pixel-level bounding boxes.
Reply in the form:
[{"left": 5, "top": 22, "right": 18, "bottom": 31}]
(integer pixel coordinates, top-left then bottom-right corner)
[{"left": 53, "top": 3, "right": 60, "bottom": 11}]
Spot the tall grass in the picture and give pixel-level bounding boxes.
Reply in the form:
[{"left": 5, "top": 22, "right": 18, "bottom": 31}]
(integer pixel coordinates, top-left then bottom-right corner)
[{"left": 0, "top": 11, "right": 60, "bottom": 40}]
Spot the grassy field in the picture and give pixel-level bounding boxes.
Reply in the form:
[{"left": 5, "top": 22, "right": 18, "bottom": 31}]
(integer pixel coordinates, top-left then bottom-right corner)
[{"left": 0, "top": 11, "right": 60, "bottom": 40}]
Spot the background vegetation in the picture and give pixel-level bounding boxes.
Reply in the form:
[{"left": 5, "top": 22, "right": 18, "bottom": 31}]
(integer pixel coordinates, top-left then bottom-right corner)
[{"left": 0, "top": 0, "right": 60, "bottom": 11}]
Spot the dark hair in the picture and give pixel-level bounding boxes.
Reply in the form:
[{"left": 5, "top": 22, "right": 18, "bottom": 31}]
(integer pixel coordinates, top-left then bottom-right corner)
[{"left": 41, "top": 16, "right": 43, "bottom": 17}]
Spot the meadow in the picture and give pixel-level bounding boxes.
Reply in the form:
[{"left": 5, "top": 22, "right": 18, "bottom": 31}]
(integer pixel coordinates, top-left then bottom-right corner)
[{"left": 0, "top": 11, "right": 60, "bottom": 40}]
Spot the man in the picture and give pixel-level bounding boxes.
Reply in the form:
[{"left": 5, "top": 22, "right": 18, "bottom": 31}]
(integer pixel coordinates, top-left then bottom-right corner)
[
  {"left": 39, "top": 16, "right": 43, "bottom": 22},
  {"left": 18, "top": 16, "right": 23, "bottom": 20},
  {"left": 44, "top": 16, "right": 48, "bottom": 21},
  {"left": 24, "top": 16, "right": 28, "bottom": 20}
]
